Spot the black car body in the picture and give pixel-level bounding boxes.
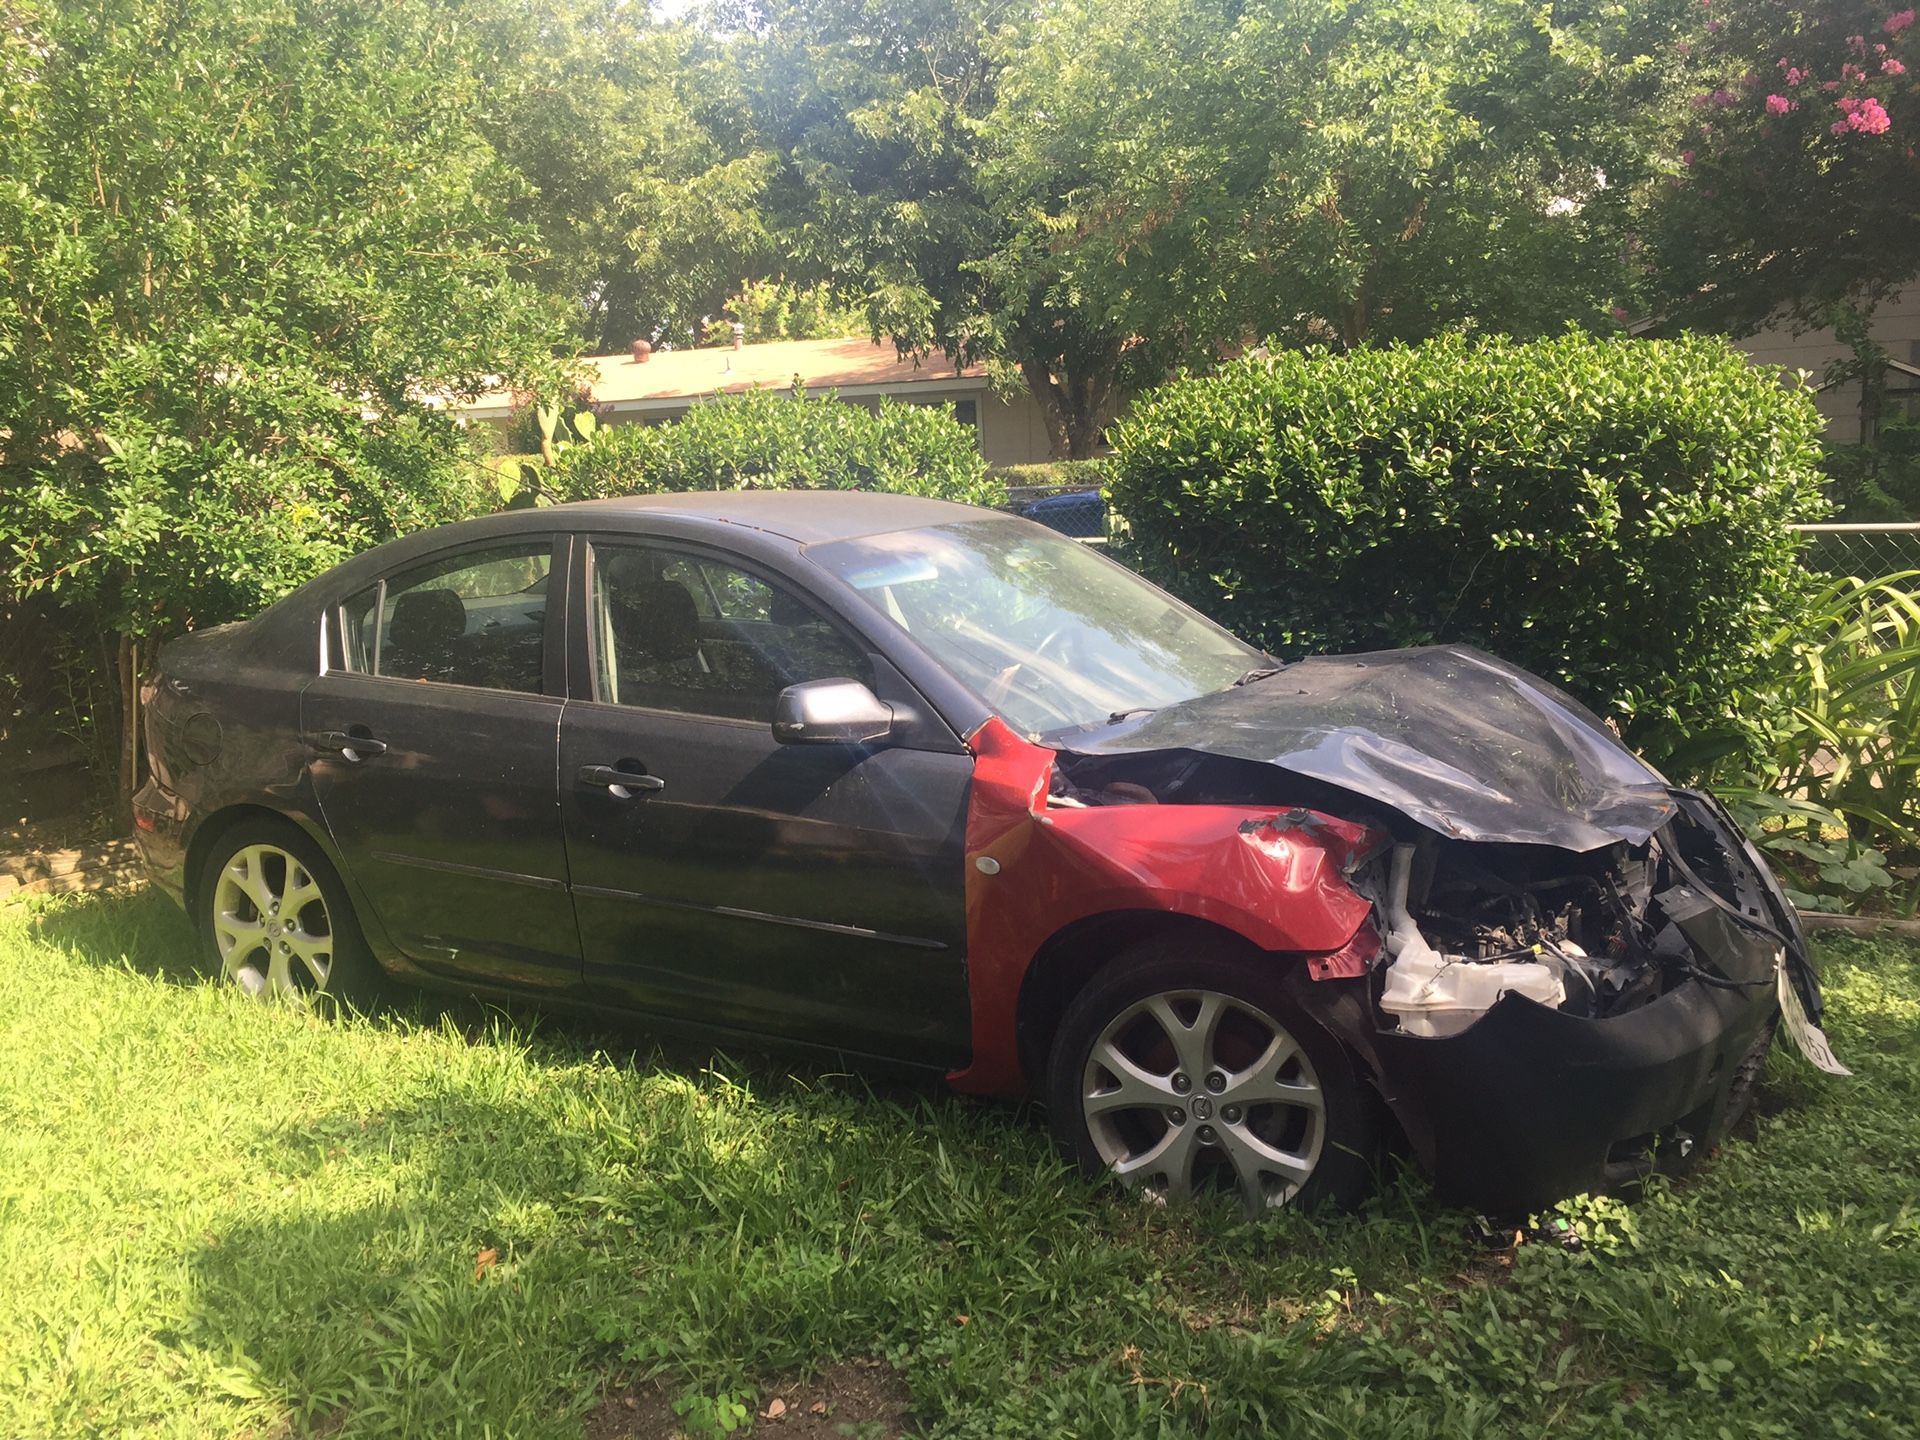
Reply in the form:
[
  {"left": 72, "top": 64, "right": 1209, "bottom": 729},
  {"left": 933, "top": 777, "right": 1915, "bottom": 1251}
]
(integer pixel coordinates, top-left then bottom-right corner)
[{"left": 133, "top": 492, "right": 1830, "bottom": 1213}]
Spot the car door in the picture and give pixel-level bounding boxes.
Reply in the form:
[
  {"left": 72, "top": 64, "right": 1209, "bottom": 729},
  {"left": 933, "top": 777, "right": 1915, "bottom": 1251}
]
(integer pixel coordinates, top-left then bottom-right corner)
[
  {"left": 301, "top": 535, "right": 583, "bottom": 993},
  {"left": 558, "top": 535, "right": 973, "bottom": 1065}
]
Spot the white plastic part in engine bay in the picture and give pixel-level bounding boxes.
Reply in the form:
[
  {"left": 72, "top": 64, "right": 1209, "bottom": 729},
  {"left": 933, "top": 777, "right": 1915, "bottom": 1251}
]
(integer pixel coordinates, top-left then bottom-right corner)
[{"left": 1375, "top": 843, "right": 1566, "bottom": 1038}]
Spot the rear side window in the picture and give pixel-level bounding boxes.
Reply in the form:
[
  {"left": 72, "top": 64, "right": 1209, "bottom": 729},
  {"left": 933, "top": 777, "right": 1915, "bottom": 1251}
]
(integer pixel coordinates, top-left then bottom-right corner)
[
  {"left": 589, "top": 542, "right": 870, "bottom": 721},
  {"left": 338, "top": 543, "right": 552, "bottom": 693}
]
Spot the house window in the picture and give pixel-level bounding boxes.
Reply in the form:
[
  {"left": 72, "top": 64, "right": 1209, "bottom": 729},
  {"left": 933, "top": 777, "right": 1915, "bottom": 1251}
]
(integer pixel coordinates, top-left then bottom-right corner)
[{"left": 904, "top": 395, "right": 979, "bottom": 431}]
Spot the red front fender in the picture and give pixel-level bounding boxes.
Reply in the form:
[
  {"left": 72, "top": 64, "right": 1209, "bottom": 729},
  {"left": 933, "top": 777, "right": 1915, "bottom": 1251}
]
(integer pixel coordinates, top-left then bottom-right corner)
[{"left": 949, "top": 717, "right": 1382, "bottom": 1094}]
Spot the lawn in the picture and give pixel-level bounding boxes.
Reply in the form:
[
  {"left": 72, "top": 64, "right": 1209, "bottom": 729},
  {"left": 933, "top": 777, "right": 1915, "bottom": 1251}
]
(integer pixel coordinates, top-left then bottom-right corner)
[{"left": 2, "top": 890, "right": 1916, "bottom": 1440}]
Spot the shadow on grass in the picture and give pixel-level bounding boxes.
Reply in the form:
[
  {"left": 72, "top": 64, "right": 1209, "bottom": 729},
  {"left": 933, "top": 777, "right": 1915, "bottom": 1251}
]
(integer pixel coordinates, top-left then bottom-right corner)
[{"left": 25, "top": 884, "right": 964, "bottom": 1113}]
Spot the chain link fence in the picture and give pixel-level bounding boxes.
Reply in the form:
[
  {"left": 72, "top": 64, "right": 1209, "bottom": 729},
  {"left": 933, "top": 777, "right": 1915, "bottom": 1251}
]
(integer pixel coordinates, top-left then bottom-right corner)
[
  {"left": 1793, "top": 523, "right": 1920, "bottom": 578},
  {"left": 999, "top": 484, "right": 1109, "bottom": 541}
]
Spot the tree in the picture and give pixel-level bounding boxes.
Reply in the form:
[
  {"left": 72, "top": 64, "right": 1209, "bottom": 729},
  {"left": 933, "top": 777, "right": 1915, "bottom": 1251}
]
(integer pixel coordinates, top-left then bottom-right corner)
[
  {"left": 1654, "top": 1, "right": 1920, "bottom": 337},
  {"left": 700, "top": 277, "right": 866, "bottom": 345},
  {"left": 986, "top": 0, "right": 1694, "bottom": 377},
  {"left": 464, "top": 1, "right": 780, "bottom": 352},
  {"left": 718, "top": 0, "right": 1694, "bottom": 457},
  {"left": 0, "top": 0, "right": 570, "bottom": 797}
]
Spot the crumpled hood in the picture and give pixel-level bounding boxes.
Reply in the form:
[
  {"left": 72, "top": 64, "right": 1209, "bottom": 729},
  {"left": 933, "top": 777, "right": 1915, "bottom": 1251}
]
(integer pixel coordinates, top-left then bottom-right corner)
[{"left": 1061, "top": 645, "right": 1675, "bottom": 851}]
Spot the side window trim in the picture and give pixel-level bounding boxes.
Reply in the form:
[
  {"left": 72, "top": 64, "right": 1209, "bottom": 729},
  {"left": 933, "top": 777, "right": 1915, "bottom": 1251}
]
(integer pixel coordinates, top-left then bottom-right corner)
[{"left": 330, "top": 535, "right": 564, "bottom": 697}]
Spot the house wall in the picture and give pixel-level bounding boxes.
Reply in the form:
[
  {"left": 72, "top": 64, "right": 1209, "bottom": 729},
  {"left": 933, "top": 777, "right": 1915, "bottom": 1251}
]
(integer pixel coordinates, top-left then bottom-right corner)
[
  {"left": 1732, "top": 287, "right": 1920, "bottom": 444},
  {"left": 977, "top": 388, "right": 1057, "bottom": 466}
]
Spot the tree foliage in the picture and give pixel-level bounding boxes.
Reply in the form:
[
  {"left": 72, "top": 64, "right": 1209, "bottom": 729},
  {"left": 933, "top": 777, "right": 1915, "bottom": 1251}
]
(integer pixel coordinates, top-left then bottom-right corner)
[
  {"left": 713, "top": 0, "right": 1697, "bottom": 457},
  {"left": 700, "top": 277, "right": 865, "bottom": 346},
  {"left": 0, "top": 0, "right": 571, "bottom": 778},
  {"left": 467, "top": 2, "right": 778, "bottom": 352},
  {"left": 1657, "top": 1, "right": 1920, "bottom": 334}
]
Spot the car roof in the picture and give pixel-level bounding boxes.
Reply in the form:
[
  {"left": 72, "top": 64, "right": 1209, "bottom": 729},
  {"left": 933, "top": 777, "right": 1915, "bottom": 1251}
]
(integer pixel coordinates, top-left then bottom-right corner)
[{"left": 547, "top": 490, "right": 994, "bottom": 545}]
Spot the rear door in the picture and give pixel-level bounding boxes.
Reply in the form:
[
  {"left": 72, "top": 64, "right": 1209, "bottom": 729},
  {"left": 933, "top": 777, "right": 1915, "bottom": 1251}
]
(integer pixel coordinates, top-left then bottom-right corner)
[
  {"left": 301, "top": 535, "right": 582, "bottom": 993},
  {"left": 558, "top": 536, "right": 973, "bottom": 1065}
]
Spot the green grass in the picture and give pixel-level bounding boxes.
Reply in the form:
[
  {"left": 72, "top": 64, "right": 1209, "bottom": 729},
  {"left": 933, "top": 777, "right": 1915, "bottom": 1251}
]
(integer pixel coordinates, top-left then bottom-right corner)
[{"left": 2, "top": 891, "right": 1917, "bottom": 1439}]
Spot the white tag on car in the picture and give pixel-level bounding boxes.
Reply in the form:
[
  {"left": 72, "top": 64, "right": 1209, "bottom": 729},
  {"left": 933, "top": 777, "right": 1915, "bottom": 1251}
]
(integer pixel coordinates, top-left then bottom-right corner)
[{"left": 1776, "top": 950, "right": 1851, "bottom": 1076}]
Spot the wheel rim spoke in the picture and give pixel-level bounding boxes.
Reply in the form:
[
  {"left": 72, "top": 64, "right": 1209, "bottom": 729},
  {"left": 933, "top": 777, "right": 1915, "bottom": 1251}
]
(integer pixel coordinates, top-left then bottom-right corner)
[
  {"left": 1084, "top": 1040, "right": 1177, "bottom": 1115},
  {"left": 1216, "top": 1122, "right": 1317, "bottom": 1206},
  {"left": 1222, "top": 1033, "right": 1322, "bottom": 1111},
  {"left": 1112, "top": 1121, "right": 1201, "bottom": 1200},
  {"left": 226, "top": 847, "right": 277, "bottom": 915},
  {"left": 286, "top": 932, "right": 331, "bottom": 987},
  {"left": 1144, "top": 991, "right": 1225, "bottom": 1078}
]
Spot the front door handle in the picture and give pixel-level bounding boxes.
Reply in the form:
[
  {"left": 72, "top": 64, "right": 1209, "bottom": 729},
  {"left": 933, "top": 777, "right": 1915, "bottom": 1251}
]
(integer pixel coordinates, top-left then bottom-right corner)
[
  {"left": 578, "top": 764, "right": 665, "bottom": 796},
  {"left": 312, "top": 729, "right": 388, "bottom": 760}
]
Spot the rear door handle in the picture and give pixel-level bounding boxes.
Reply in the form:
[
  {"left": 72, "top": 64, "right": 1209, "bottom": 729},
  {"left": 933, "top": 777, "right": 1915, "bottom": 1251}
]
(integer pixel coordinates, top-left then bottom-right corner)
[
  {"left": 578, "top": 764, "right": 665, "bottom": 796},
  {"left": 312, "top": 730, "right": 388, "bottom": 760}
]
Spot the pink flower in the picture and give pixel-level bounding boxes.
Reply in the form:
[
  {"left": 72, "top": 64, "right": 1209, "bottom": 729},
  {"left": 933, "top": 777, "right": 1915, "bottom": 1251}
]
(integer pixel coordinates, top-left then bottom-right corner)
[
  {"left": 1766, "top": 93, "right": 1798, "bottom": 114},
  {"left": 1888, "top": 10, "right": 1916, "bottom": 35},
  {"left": 1852, "top": 97, "right": 1893, "bottom": 132},
  {"left": 1611, "top": 307, "right": 1630, "bottom": 322},
  {"left": 1886, "top": 57, "right": 1909, "bottom": 74},
  {"left": 1707, "top": 18, "right": 1723, "bottom": 31},
  {"left": 1681, "top": 148, "right": 1696, "bottom": 165},
  {"left": 1709, "top": 88, "right": 1735, "bottom": 106},
  {"left": 1832, "top": 119, "right": 1852, "bottom": 134},
  {"left": 1823, "top": 79, "right": 1843, "bottom": 90},
  {"left": 1842, "top": 62, "right": 1865, "bottom": 80},
  {"left": 1876, "top": 42, "right": 1889, "bottom": 53},
  {"left": 1849, "top": 33, "right": 1868, "bottom": 52},
  {"left": 1787, "top": 66, "right": 1807, "bottom": 86}
]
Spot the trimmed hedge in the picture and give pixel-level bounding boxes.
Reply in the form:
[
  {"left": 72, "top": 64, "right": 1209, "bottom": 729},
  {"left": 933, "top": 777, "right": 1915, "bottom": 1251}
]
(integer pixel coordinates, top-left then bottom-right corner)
[
  {"left": 1107, "top": 333, "right": 1829, "bottom": 740},
  {"left": 543, "top": 388, "right": 1003, "bottom": 509}
]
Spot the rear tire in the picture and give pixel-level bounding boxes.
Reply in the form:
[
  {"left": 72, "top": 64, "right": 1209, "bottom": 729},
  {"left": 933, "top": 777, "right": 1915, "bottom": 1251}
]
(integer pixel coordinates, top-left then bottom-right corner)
[
  {"left": 1046, "top": 939, "right": 1380, "bottom": 1212},
  {"left": 194, "top": 817, "right": 382, "bottom": 1012}
]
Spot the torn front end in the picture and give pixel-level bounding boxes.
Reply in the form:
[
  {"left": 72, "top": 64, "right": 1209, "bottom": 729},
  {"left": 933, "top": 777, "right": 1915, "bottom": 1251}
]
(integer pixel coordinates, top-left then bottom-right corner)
[
  {"left": 1029, "top": 738, "right": 1826, "bottom": 1215},
  {"left": 1338, "top": 791, "right": 1806, "bottom": 1213}
]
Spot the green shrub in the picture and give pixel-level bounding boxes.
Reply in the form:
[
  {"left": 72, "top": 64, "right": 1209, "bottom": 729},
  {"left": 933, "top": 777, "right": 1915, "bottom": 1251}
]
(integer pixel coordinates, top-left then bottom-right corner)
[
  {"left": 539, "top": 388, "right": 1003, "bottom": 509},
  {"left": 1107, "top": 333, "right": 1829, "bottom": 742},
  {"left": 992, "top": 459, "right": 1108, "bottom": 492}
]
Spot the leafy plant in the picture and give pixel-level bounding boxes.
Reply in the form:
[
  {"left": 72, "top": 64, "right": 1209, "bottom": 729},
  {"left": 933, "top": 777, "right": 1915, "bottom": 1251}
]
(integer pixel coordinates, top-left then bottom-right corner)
[
  {"left": 0, "top": 0, "right": 569, "bottom": 798},
  {"left": 672, "top": 1388, "right": 753, "bottom": 1439},
  {"left": 542, "top": 388, "right": 1003, "bottom": 508},
  {"left": 1106, "top": 332, "right": 1829, "bottom": 744},
  {"left": 1700, "top": 570, "right": 1920, "bottom": 909}
]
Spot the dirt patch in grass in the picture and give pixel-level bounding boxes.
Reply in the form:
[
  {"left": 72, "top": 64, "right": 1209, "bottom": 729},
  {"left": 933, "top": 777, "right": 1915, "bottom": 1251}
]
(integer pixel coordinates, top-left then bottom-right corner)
[{"left": 586, "top": 1360, "right": 912, "bottom": 1439}]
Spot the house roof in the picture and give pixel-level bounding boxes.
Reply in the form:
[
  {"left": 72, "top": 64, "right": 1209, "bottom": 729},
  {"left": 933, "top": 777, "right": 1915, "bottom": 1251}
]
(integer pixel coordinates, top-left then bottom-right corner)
[{"left": 461, "top": 336, "right": 987, "bottom": 419}]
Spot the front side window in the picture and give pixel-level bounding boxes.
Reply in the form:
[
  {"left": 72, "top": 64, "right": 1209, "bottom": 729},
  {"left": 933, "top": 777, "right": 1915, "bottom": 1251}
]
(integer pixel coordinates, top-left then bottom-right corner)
[
  {"left": 339, "top": 543, "right": 552, "bottom": 693},
  {"left": 806, "top": 518, "right": 1265, "bottom": 737},
  {"left": 590, "top": 543, "right": 870, "bottom": 721}
]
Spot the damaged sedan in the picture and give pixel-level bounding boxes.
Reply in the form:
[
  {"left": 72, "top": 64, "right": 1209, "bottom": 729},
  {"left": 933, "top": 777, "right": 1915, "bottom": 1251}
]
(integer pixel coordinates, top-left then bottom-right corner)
[{"left": 132, "top": 492, "right": 1842, "bottom": 1215}]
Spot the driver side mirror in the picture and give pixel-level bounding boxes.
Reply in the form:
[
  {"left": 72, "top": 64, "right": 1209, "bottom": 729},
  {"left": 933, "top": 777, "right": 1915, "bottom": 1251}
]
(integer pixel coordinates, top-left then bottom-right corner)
[{"left": 771, "top": 678, "right": 895, "bottom": 746}]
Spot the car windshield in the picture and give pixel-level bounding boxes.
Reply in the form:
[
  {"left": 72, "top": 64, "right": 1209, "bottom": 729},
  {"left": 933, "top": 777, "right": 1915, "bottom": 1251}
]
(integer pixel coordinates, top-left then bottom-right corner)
[{"left": 806, "top": 518, "right": 1266, "bottom": 737}]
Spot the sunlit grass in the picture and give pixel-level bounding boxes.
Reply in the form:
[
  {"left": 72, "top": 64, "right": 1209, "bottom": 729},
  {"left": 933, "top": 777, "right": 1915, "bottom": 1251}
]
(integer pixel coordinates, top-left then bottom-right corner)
[{"left": 2, "top": 891, "right": 1916, "bottom": 1438}]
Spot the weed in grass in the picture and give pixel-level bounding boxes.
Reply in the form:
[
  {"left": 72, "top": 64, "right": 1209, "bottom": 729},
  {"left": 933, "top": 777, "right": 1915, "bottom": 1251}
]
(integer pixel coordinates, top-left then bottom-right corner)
[{"left": 0, "top": 892, "right": 1916, "bottom": 1437}]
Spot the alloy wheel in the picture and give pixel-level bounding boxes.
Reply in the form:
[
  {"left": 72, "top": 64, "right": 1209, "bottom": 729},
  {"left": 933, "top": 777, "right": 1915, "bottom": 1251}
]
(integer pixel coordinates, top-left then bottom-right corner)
[
  {"left": 1082, "top": 989, "right": 1326, "bottom": 1210},
  {"left": 210, "top": 843, "right": 334, "bottom": 1000}
]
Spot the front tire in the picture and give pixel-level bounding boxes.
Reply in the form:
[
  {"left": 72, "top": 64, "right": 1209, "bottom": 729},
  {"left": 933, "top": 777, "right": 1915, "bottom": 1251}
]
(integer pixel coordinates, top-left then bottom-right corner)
[
  {"left": 1047, "top": 940, "right": 1380, "bottom": 1212},
  {"left": 194, "top": 817, "right": 381, "bottom": 1011}
]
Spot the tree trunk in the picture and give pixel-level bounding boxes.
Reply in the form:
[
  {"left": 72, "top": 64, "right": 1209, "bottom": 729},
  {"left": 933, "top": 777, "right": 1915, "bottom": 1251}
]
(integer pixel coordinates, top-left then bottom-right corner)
[
  {"left": 115, "top": 631, "right": 142, "bottom": 825},
  {"left": 1020, "top": 359, "right": 1119, "bottom": 460}
]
